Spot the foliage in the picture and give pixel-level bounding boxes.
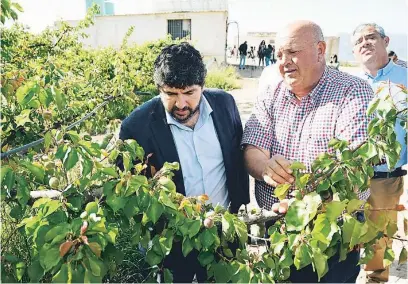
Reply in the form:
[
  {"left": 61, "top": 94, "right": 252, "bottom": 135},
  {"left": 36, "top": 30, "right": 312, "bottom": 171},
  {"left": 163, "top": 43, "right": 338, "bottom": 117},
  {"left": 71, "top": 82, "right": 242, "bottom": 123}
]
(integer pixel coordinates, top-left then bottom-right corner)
[
  {"left": 206, "top": 65, "right": 242, "bottom": 90},
  {"left": 0, "top": 0, "right": 23, "bottom": 24},
  {"left": 1, "top": 4, "right": 408, "bottom": 284}
]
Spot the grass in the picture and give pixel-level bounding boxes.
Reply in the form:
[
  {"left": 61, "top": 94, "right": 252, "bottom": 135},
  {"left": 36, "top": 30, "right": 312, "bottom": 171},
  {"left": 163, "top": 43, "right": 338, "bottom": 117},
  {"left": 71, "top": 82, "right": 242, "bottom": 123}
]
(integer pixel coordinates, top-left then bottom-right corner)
[{"left": 206, "top": 65, "right": 242, "bottom": 91}]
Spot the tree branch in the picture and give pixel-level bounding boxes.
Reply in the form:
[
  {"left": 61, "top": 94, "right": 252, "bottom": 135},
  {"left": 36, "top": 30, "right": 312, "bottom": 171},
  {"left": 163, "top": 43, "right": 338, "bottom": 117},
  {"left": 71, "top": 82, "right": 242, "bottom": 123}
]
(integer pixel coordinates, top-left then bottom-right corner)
[{"left": 239, "top": 210, "right": 281, "bottom": 225}]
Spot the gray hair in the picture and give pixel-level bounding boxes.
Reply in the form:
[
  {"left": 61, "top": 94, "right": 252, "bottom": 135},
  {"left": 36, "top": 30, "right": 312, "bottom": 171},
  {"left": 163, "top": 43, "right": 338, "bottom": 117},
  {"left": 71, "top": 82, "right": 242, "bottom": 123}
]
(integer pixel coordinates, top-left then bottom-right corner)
[{"left": 352, "top": 23, "right": 386, "bottom": 38}]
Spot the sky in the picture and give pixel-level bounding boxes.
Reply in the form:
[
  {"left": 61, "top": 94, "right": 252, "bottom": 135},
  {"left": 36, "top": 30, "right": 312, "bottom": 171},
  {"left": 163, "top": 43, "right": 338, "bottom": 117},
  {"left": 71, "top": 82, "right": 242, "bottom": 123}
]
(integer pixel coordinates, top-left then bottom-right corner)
[{"left": 9, "top": 0, "right": 408, "bottom": 60}]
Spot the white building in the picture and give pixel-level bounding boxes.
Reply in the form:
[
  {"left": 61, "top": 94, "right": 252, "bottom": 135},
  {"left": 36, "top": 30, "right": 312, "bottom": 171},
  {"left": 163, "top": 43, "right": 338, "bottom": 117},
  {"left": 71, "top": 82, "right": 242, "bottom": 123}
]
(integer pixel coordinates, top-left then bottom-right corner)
[{"left": 63, "top": 0, "right": 228, "bottom": 62}]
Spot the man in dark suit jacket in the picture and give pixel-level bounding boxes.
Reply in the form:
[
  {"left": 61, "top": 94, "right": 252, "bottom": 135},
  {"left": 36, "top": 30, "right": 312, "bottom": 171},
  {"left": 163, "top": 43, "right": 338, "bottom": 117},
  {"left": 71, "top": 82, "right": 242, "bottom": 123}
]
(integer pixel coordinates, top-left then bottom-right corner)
[{"left": 119, "top": 43, "right": 249, "bottom": 282}]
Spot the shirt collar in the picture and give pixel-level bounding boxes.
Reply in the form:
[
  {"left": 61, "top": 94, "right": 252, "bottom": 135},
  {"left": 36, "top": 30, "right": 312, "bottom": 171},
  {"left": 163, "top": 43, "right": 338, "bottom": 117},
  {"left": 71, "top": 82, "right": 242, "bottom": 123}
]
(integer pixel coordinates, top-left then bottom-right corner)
[
  {"left": 284, "top": 66, "right": 329, "bottom": 104},
  {"left": 165, "top": 94, "right": 213, "bottom": 128},
  {"left": 365, "top": 59, "right": 395, "bottom": 79}
]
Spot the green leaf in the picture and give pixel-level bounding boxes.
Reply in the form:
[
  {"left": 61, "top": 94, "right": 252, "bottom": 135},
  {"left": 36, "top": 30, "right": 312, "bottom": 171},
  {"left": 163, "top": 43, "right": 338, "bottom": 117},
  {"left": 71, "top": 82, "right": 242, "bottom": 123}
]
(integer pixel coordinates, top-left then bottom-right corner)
[
  {"left": 27, "top": 259, "right": 44, "bottom": 283},
  {"left": 64, "top": 148, "right": 79, "bottom": 171},
  {"left": 200, "top": 229, "right": 215, "bottom": 248},
  {"left": 198, "top": 251, "right": 214, "bottom": 266},
  {"left": 312, "top": 249, "right": 329, "bottom": 281},
  {"left": 274, "top": 183, "right": 291, "bottom": 200},
  {"left": 1, "top": 165, "right": 12, "bottom": 184},
  {"left": 212, "top": 261, "right": 233, "bottom": 283},
  {"left": 326, "top": 201, "right": 346, "bottom": 221},
  {"left": 44, "top": 131, "right": 52, "bottom": 150},
  {"left": 296, "top": 173, "right": 311, "bottom": 189},
  {"left": 383, "top": 247, "right": 395, "bottom": 268},
  {"left": 357, "top": 142, "right": 377, "bottom": 160},
  {"left": 85, "top": 202, "right": 99, "bottom": 214},
  {"left": 188, "top": 220, "right": 201, "bottom": 238},
  {"left": 45, "top": 224, "right": 69, "bottom": 242},
  {"left": 346, "top": 199, "right": 364, "bottom": 213},
  {"left": 316, "top": 179, "right": 330, "bottom": 193},
  {"left": 15, "top": 109, "right": 32, "bottom": 127},
  {"left": 146, "top": 198, "right": 164, "bottom": 224},
  {"left": 88, "top": 256, "right": 104, "bottom": 277},
  {"left": 159, "top": 190, "right": 177, "bottom": 210},
  {"left": 303, "top": 192, "right": 322, "bottom": 221},
  {"left": 342, "top": 214, "right": 363, "bottom": 249},
  {"left": 222, "top": 212, "right": 235, "bottom": 240},
  {"left": 124, "top": 140, "right": 145, "bottom": 161},
  {"left": 106, "top": 195, "right": 127, "bottom": 213},
  {"left": 43, "top": 200, "right": 61, "bottom": 217},
  {"left": 15, "top": 261, "right": 26, "bottom": 281},
  {"left": 4, "top": 168, "right": 15, "bottom": 193},
  {"left": 399, "top": 247, "right": 407, "bottom": 265},
  {"left": 39, "top": 245, "right": 61, "bottom": 272},
  {"left": 123, "top": 196, "right": 139, "bottom": 219},
  {"left": 126, "top": 175, "right": 147, "bottom": 195},
  {"left": 84, "top": 268, "right": 102, "bottom": 283},
  {"left": 280, "top": 247, "right": 294, "bottom": 267},
  {"left": 52, "top": 86, "right": 67, "bottom": 110},
  {"left": 234, "top": 220, "right": 248, "bottom": 246},
  {"left": 290, "top": 161, "right": 306, "bottom": 170},
  {"left": 21, "top": 161, "right": 45, "bottom": 182},
  {"left": 328, "top": 138, "right": 341, "bottom": 148},
  {"left": 294, "top": 244, "right": 312, "bottom": 270},
  {"left": 82, "top": 157, "right": 93, "bottom": 177},
  {"left": 16, "top": 82, "right": 38, "bottom": 105},
  {"left": 146, "top": 250, "right": 163, "bottom": 266},
  {"left": 164, "top": 268, "right": 173, "bottom": 283},
  {"left": 182, "top": 237, "right": 194, "bottom": 257},
  {"left": 231, "top": 263, "right": 251, "bottom": 283},
  {"left": 311, "top": 214, "right": 338, "bottom": 245},
  {"left": 367, "top": 97, "right": 381, "bottom": 116},
  {"left": 55, "top": 144, "right": 68, "bottom": 160},
  {"left": 159, "top": 230, "right": 174, "bottom": 255},
  {"left": 285, "top": 200, "right": 308, "bottom": 231},
  {"left": 100, "top": 167, "right": 118, "bottom": 178},
  {"left": 52, "top": 263, "right": 69, "bottom": 283},
  {"left": 270, "top": 231, "right": 287, "bottom": 255},
  {"left": 39, "top": 88, "right": 53, "bottom": 107}
]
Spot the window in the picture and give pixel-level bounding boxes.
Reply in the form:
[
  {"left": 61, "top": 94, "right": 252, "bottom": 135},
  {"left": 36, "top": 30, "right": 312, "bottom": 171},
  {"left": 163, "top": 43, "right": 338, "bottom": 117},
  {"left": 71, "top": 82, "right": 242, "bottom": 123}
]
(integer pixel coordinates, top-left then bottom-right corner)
[{"left": 168, "top": 19, "right": 191, "bottom": 40}]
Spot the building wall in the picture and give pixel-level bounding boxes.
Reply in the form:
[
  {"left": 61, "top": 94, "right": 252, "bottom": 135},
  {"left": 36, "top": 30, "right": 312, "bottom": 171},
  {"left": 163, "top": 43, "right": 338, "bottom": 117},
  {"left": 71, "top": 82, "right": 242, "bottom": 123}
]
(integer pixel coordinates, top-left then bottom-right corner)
[
  {"left": 65, "top": 11, "right": 227, "bottom": 62},
  {"left": 151, "top": 0, "right": 228, "bottom": 13}
]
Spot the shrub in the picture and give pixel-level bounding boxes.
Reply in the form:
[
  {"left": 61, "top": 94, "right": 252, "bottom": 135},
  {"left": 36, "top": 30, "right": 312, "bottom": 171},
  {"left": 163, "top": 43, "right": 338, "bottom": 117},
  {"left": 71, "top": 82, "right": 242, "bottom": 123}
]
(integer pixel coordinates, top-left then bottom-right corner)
[{"left": 205, "top": 65, "right": 242, "bottom": 90}]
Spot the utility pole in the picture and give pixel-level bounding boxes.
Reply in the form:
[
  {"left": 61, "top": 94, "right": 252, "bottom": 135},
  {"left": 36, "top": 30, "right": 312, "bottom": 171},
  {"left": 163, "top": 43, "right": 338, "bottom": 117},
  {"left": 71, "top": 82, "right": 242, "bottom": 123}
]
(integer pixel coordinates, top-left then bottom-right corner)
[{"left": 225, "top": 21, "right": 239, "bottom": 64}]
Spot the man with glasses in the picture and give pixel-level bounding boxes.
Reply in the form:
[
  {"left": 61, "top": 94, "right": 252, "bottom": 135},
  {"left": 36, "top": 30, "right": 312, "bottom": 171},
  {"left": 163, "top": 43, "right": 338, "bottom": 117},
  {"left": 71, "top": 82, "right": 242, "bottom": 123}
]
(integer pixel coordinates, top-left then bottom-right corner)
[{"left": 352, "top": 23, "right": 407, "bottom": 283}]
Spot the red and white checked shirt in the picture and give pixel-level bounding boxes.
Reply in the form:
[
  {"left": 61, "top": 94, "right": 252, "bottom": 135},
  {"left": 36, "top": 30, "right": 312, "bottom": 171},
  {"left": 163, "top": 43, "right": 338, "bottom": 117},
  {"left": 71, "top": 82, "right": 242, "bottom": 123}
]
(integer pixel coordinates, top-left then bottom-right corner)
[{"left": 242, "top": 67, "right": 374, "bottom": 209}]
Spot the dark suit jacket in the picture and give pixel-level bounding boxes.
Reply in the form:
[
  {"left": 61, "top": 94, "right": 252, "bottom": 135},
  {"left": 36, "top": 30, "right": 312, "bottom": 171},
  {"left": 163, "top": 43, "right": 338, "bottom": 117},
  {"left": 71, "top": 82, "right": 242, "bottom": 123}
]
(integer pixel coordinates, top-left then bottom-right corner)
[{"left": 119, "top": 88, "right": 250, "bottom": 213}]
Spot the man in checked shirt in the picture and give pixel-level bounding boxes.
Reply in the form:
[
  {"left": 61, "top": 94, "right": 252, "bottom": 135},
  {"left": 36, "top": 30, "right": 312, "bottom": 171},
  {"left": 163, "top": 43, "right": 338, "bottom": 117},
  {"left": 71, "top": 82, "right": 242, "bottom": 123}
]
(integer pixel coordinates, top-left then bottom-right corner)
[{"left": 242, "top": 20, "right": 374, "bottom": 283}]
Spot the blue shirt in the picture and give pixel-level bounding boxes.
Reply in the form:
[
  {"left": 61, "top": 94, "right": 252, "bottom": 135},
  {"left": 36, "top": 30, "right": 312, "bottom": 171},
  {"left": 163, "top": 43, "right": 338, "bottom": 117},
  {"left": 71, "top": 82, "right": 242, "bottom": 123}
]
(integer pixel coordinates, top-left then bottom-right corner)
[
  {"left": 360, "top": 60, "right": 407, "bottom": 172},
  {"left": 165, "top": 96, "right": 230, "bottom": 208}
]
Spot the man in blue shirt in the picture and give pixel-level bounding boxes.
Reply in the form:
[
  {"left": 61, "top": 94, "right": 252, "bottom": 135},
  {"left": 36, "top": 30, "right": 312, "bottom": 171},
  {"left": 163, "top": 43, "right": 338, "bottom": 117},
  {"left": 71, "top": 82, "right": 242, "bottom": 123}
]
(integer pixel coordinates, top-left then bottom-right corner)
[
  {"left": 352, "top": 23, "right": 407, "bottom": 282},
  {"left": 120, "top": 42, "right": 249, "bottom": 282}
]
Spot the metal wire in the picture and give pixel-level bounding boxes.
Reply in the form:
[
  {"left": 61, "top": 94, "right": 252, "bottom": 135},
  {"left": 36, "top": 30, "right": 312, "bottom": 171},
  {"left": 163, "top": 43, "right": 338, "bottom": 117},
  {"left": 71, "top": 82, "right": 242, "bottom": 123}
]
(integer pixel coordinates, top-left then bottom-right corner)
[{"left": 1, "top": 90, "right": 152, "bottom": 160}]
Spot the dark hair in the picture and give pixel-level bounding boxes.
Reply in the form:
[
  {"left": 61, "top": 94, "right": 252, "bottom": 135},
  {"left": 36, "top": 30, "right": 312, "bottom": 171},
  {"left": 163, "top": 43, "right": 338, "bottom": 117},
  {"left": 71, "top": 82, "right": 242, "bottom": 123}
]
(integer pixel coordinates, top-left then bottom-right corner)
[
  {"left": 332, "top": 54, "right": 338, "bottom": 63},
  {"left": 388, "top": 50, "right": 396, "bottom": 57},
  {"left": 153, "top": 42, "right": 206, "bottom": 89}
]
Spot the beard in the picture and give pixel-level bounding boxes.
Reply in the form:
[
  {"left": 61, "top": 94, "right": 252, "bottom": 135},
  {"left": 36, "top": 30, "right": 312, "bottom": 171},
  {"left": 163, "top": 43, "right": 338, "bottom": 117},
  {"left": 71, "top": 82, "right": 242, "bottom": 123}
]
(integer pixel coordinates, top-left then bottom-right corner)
[{"left": 170, "top": 103, "right": 200, "bottom": 123}]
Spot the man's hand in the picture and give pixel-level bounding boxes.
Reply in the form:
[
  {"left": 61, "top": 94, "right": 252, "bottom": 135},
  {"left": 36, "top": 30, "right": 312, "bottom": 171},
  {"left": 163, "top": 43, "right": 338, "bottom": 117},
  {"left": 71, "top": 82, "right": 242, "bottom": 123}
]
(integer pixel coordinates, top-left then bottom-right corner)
[
  {"left": 262, "top": 154, "right": 294, "bottom": 187},
  {"left": 271, "top": 199, "right": 290, "bottom": 214}
]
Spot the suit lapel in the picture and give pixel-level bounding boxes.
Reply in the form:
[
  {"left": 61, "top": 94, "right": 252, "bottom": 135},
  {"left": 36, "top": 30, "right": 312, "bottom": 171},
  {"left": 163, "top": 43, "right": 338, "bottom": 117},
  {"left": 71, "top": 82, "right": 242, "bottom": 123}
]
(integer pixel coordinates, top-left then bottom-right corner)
[
  {"left": 205, "top": 92, "right": 232, "bottom": 170},
  {"left": 150, "top": 100, "right": 186, "bottom": 195}
]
